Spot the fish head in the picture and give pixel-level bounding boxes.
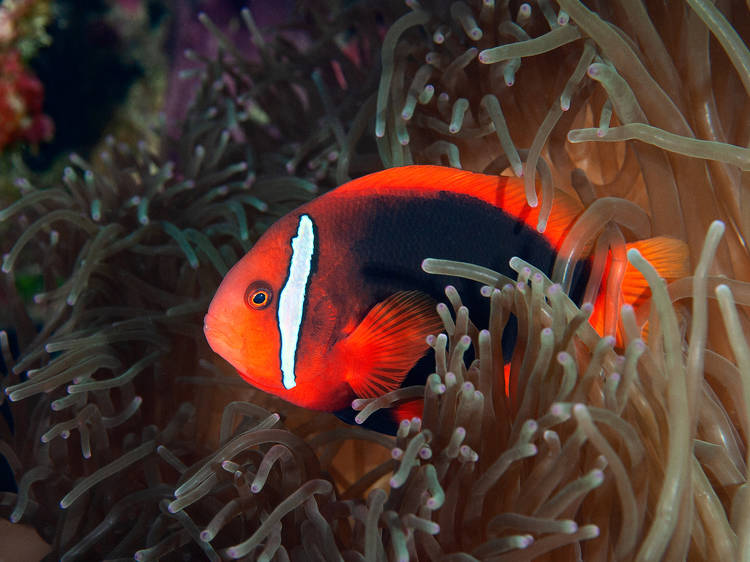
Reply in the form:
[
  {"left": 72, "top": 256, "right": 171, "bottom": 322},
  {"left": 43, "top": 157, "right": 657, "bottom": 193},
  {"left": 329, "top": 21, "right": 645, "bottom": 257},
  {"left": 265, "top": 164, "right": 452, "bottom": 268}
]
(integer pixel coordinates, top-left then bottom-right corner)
[
  {"left": 204, "top": 212, "right": 347, "bottom": 409},
  {"left": 203, "top": 223, "right": 290, "bottom": 396}
]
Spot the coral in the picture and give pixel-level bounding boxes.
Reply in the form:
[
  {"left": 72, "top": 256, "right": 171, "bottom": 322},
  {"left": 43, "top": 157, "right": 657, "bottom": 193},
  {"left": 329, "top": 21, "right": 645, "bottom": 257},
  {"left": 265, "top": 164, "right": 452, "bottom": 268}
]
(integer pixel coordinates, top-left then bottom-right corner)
[
  {"left": 1, "top": 0, "right": 750, "bottom": 560},
  {"left": 0, "top": 0, "right": 52, "bottom": 58},
  {"left": 0, "top": 0, "right": 53, "bottom": 151},
  {"left": 0, "top": 0, "right": 53, "bottom": 204},
  {"left": 0, "top": 49, "right": 52, "bottom": 150}
]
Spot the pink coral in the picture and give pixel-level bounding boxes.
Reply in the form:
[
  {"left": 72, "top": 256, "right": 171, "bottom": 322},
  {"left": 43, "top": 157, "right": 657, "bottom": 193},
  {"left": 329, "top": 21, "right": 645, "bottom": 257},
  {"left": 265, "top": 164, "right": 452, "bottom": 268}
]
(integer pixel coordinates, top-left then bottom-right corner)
[{"left": 0, "top": 50, "right": 52, "bottom": 149}]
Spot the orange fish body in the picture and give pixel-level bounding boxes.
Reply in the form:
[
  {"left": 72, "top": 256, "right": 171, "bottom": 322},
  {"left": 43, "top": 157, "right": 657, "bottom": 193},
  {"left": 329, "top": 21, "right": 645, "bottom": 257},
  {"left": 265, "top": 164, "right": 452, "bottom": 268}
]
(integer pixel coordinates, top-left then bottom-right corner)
[{"left": 204, "top": 166, "right": 686, "bottom": 428}]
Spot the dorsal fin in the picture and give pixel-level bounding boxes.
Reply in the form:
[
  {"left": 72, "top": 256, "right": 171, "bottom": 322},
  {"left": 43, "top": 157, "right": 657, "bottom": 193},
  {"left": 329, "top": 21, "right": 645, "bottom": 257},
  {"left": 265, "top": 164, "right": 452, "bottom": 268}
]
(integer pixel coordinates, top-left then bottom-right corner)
[{"left": 334, "top": 165, "right": 582, "bottom": 250}]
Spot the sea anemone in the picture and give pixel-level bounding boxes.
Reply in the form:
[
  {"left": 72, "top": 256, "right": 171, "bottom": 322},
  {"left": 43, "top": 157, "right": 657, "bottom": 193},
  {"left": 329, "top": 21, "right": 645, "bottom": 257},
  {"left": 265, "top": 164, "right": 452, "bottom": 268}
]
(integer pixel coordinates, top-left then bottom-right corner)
[{"left": 1, "top": 0, "right": 749, "bottom": 560}]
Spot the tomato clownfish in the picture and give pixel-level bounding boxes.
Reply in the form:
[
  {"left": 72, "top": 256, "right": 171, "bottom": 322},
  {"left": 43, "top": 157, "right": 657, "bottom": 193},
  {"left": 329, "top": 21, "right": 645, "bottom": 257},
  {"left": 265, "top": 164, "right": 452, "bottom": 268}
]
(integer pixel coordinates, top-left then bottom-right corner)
[{"left": 204, "top": 165, "right": 687, "bottom": 433}]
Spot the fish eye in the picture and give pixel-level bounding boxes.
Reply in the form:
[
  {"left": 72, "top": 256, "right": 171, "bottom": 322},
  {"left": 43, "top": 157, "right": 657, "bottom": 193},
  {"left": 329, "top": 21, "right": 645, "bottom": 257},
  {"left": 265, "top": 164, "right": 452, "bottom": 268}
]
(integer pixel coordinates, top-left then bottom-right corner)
[{"left": 245, "top": 282, "right": 273, "bottom": 310}]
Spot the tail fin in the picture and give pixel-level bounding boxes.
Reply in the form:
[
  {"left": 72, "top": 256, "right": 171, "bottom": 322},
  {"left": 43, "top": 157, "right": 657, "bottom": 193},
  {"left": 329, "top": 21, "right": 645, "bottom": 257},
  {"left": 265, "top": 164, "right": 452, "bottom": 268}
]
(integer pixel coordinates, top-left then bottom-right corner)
[
  {"left": 621, "top": 237, "right": 690, "bottom": 307},
  {"left": 589, "top": 236, "right": 689, "bottom": 341}
]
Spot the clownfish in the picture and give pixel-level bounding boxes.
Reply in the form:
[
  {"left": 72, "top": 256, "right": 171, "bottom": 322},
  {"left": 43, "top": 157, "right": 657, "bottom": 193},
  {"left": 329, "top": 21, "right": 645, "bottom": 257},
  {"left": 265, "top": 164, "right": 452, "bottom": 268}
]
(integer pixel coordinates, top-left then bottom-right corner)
[{"left": 204, "top": 166, "right": 687, "bottom": 432}]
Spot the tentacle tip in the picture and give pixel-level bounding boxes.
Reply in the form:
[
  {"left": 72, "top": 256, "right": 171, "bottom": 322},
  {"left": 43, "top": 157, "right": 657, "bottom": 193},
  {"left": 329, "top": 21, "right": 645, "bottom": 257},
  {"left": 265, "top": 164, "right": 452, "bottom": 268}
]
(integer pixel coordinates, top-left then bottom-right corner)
[
  {"left": 549, "top": 403, "right": 567, "bottom": 417},
  {"left": 626, "top": 248, "right": 641, "bottom": 260}
]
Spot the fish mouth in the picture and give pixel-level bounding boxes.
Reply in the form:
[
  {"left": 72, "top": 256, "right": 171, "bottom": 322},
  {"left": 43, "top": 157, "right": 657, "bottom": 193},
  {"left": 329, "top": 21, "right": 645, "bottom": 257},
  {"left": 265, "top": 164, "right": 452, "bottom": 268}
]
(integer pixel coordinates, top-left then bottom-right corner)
[
  {"left": 203, "top": 314, "right": 242, "bottom": 364},
  {"left": 236, "top": 370, "right": 280, "bottom": 394},
  {"left": 203, "top": 314, "right": 282, "bottom": 395}
]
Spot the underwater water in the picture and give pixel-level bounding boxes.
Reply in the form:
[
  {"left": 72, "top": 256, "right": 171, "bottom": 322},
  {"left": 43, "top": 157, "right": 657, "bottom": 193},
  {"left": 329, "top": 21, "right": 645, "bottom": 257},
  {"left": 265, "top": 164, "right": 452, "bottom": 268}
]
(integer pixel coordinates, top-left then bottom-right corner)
[{"left": 1, "top": 0, "right": 749, "bottom": 560}]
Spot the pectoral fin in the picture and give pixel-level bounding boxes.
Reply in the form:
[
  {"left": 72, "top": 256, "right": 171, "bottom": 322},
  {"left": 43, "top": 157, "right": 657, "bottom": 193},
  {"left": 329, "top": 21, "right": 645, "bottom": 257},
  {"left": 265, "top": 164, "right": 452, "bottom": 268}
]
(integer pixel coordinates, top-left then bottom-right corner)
[{"left": 337, "top": 291, "right": 443, "bottom": 399}]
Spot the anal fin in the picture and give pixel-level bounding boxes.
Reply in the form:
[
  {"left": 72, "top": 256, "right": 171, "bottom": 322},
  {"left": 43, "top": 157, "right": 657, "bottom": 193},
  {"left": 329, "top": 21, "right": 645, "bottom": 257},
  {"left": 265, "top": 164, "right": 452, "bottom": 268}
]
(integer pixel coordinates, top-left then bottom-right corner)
[{"left": 392, "top": 399, "right": 425, "bottom": 424}]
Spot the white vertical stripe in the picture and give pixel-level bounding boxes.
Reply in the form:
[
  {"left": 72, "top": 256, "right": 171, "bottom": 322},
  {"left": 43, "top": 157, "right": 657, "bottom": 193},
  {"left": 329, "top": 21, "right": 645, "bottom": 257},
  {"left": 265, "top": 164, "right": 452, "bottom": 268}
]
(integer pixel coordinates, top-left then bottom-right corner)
[{"left": 277, "top": 214, "right": 315, "bottom": 389}]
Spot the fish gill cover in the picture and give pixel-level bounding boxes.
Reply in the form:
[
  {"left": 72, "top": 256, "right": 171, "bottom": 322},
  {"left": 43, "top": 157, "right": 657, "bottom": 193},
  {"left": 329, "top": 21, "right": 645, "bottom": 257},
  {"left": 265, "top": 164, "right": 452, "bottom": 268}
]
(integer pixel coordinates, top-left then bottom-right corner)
[{"left": 1, "top": 0, "right": 749, "bottom": 560}]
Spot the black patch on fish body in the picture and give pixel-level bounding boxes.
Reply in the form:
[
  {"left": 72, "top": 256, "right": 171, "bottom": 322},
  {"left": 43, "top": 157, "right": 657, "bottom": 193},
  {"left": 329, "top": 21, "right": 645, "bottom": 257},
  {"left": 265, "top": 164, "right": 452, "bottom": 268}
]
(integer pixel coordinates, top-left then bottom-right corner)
[
  {"left": 350, "top": 191, "right": 588, "bottom": 310},
  {"left": 333, "top": 191, "right": 589, "bottom": 434}
]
